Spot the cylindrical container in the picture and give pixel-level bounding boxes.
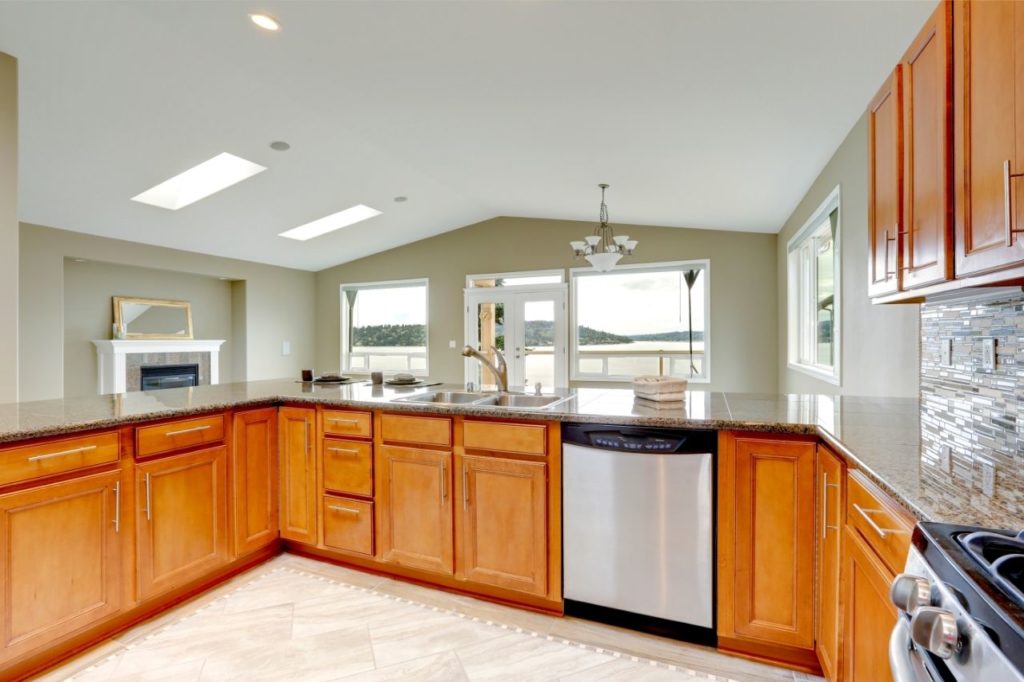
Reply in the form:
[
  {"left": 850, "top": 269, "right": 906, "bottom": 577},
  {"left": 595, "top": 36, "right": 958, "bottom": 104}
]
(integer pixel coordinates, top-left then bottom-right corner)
[
  {"left": 301, "top": 369, "right": 314, "bottom": 382},
  {"left": 371, "top": 371, "right": 384, "bottom": 385}
]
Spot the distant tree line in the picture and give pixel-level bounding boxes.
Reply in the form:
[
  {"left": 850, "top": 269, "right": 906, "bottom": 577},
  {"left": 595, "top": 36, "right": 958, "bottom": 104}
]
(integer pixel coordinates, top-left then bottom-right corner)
[{"left": 352, "top": 321, "right": 705, "bottom": 348}]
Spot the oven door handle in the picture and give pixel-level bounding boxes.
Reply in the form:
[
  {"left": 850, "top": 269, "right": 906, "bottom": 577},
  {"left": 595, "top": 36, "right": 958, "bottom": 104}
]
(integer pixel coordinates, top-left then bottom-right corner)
[{"left": 890, "top": 617, "right": 935, "bottom": 682}]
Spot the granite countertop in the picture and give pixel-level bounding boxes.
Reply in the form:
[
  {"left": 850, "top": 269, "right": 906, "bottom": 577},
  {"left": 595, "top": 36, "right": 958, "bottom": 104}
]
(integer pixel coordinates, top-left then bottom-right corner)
[{"left": 0, "top": 379, "right": 1018, "bottom": 531}]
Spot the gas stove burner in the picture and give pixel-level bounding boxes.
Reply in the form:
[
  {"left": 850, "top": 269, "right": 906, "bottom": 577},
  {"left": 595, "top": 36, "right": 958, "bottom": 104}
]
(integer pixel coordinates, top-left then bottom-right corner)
[{"left": 959, "top": 530, "right": 1024, "bottom": 609}]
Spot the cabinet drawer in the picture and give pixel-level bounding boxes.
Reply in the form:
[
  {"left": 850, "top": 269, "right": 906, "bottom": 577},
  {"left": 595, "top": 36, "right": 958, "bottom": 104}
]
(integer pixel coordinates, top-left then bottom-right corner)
[
  {"left": 464, "top": 420, "right": 547, "bottom": 456},
  {"left": 847, "top": 471, "right": 914, "bottom": 574},
  {"left": 0, "top": 431, "right": 120, "bottom": 487},
  {"left": 321, "top": 410, "right": 372, "bottom": 439},
  {"left": 136, "top": 414, "right": 226, "bottom": 458},
  {"left": 381, "top": 414, "right": 451, "bottom": 447},
  {"left": 323, "top": 438, "right": 372, "bottom": 497},
  {"left": 323, "top": 496, "right": 373, "bottom": 555}
]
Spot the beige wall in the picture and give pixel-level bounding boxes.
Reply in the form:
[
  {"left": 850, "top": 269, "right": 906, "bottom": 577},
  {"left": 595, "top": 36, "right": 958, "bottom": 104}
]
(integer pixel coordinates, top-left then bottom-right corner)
[
  {"left": 776, "top": 114, "right": 919, "bottom": 397},
  {"left": 315, "top": 217, "right": 779, "bottom": 393},
  {"left": 20, "top": 223, "right": 315, "bottom": 402},
  {"left": 62, "top": 260, "right": 235, "bottom": 397},
  {"left": 0, "top": 54, "right": 17, "bottom": 402}
]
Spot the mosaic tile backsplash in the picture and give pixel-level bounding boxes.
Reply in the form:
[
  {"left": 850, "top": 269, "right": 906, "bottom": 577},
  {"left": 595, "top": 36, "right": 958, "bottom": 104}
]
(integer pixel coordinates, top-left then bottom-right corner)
[{"left": 920, "top": 288, "right": 1024, "bottom": 527}]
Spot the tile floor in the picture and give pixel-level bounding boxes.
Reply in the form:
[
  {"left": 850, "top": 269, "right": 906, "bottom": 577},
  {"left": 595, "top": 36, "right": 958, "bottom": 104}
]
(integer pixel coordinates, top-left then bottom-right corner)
[{"left": 39, "top": 554, "right": 822, "bottom": 682}]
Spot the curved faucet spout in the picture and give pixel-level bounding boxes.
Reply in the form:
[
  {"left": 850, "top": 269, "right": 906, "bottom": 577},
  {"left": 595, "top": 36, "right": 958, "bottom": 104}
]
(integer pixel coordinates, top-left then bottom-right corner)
[{"left": 462, "top": 345, "right": 509, "bottom": 393}]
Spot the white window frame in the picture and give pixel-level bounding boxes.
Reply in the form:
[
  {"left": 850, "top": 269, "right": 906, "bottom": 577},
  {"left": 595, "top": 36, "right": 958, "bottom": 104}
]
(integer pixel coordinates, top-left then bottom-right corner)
[
  {"left": 787, "top": 185, "right": 841, "bottom": 385},
  {"left": 465, "top": 269, "right": 565, "bottom": 288},
  {"left": 339, "top": 278, "right": 429, "bottom": 376},
  {"left": 569, "top": 259, "right": 711, "bottom": 384}
]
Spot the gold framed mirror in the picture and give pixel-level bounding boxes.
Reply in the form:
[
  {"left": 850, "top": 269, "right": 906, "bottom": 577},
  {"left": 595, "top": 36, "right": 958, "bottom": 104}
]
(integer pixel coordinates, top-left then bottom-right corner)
[{"left": 112, "top": 297, "right": 194, "bottom": 339}]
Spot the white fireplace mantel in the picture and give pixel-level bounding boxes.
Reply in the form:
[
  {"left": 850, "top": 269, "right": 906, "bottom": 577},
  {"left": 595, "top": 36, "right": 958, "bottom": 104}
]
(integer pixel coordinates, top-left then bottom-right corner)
[{"left": 92, "top": 339, "right": 225, "bottom": 394}]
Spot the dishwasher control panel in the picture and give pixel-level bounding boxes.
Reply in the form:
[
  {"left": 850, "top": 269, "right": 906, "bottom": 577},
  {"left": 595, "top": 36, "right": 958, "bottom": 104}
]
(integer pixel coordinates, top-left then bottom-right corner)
[{"left": 563, "top": 424, "right": 716, "bottom": 455}]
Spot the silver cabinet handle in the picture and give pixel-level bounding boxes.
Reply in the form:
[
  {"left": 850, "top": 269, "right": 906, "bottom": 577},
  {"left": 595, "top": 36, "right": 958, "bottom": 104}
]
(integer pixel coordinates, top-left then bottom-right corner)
[
  {"left": 28, "top": 444, "right": 96, "bottom": 462},
  {"left": 326, "top": 446, "right": 360, "bottom": 455},
  {"left": 1004, "top": 160, "right": 1024, "bottom": 245},
  {"left": 164, "top": 424, "right": 211, "bottom": 437},
  {"left": 113, "top": 481, "right": 121, "bottom": 533},
  {"left": 328, "top": 418, "right": 360, "bottom": 425},
  {"left": 821, "top": 472, "right": 839, "bottom": 539},
  {"left": 440, "top": 461, "right": 447, "bottom": 505},
  {"left": 463, "top": 464, "right": 469, "bottom": 512},
  {"left": 853, "top": 503, "right": 903, "bottom": 539},
  {"left": 144, "top": 472, "right": 152, "bottom": 521},
  {"left": 884, "top": 227, "right": 899, "bottom": 278},
  {"left": 327, "top": 505, "right": 360, "bottom": 515},
  {"left": 304, "top": 419, "right": 310, "bottom": 456}
]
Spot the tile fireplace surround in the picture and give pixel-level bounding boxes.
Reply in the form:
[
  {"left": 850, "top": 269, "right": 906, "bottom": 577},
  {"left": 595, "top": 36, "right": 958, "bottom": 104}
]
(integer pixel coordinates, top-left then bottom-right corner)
[{"left": 91, "top": 339, "right": 224, "bottom": 394}]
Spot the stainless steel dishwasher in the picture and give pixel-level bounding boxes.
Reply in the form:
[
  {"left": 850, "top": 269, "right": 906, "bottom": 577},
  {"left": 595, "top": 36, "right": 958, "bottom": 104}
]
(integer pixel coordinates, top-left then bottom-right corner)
[{"left": 562, "top": 423, "right": 715, "bottom": 645}]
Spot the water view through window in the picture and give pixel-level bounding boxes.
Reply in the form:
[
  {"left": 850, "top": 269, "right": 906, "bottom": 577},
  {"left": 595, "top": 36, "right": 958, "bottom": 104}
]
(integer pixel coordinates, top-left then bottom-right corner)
[{"left": 341, "top": 280, "right": 428, "bottom": 374}]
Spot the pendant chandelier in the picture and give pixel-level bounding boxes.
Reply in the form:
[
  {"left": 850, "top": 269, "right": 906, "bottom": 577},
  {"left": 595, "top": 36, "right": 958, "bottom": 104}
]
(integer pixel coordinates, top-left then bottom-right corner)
[{"left": 569, "top": 183, "right": 637, "bottom": 272}]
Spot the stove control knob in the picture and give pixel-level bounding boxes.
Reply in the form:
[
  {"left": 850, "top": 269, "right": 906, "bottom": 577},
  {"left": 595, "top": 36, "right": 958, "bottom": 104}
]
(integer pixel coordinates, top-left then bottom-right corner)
[
  {"left": 910, "top": 607, "right": 960, "bottom": 659},
  {"left": 891, "top": 574, "right": 932, "bottom": 612}
]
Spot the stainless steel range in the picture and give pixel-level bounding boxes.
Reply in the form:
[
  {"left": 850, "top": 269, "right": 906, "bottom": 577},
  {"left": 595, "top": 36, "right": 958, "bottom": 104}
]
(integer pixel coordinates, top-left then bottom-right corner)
[{"left": 890, "top": 522, "right": 1024, "bottom": 681}]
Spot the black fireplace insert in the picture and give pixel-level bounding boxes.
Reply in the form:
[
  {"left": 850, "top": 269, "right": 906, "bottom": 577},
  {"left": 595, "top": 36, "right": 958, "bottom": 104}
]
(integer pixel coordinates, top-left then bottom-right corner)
[{"left": 140, "top": 364, "right": 200, "bottom": 391}]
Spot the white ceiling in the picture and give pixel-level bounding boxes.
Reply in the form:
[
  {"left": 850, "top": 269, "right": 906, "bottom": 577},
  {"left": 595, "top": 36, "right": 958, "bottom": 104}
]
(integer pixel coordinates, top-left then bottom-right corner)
[{"left": 0, "top": 0, "right": 936, "bottom": 272}]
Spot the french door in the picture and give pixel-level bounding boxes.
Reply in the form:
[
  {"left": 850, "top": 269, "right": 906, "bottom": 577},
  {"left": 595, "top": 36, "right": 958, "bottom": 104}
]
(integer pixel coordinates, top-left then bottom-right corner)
[{"left": 464, "top": 285, "right": 567, "bottom": 390}]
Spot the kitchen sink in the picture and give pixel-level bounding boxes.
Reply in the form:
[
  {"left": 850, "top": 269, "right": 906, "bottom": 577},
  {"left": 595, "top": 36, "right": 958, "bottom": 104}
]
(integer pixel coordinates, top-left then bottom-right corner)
[{"left": 393, "top": 391, "right": 575, "bottom": 410}]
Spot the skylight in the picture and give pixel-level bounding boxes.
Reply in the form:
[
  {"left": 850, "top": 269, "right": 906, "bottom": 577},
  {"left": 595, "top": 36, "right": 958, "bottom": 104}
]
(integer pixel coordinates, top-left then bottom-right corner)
[
  {"left": 278, "top": 205, "right": 382, "bottom": 241},
  {"left": 131, "top": 153, "right": 266, "bottom": 210}
]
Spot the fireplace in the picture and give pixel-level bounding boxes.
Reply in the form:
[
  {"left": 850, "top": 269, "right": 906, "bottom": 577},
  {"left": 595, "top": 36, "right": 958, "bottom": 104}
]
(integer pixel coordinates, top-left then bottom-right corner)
[{"left": 140, "top": 364, "right": 200, "bottom": 391}]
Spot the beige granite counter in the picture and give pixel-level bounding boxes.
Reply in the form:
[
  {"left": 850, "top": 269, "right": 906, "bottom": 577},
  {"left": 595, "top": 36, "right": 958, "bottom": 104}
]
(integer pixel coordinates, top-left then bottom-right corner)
[{"left": 0, "top": 379, "right": 1018, "bottom": 530}]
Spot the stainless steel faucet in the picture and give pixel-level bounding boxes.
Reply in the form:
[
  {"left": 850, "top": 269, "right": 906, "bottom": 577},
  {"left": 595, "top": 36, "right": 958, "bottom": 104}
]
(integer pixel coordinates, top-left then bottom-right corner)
[{"left": 462, "top": 345, "right": 508, "bottom": 393}]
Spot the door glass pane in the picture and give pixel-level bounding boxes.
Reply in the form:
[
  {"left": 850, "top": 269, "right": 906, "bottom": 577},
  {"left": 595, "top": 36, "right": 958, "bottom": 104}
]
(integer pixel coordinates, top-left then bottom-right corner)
[
  {"left": 523, "top": 300, "right": 555, "bottom": 390},
  {"left": 473, "top": 300, "right": 505, "bottom": 388}
]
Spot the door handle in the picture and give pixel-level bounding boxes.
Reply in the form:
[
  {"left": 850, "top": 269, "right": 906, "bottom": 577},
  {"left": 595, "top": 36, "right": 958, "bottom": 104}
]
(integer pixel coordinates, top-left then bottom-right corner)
[
  {"left": 164, "top": 424, "right": 210, "bottom": 437},
  {"left": 144, "top": 472, "right": 152, "bottom": 521},
  {"left": 326, "top": 446, "right": 360, "bottom": 455},
  {"left": 463, "top": 464, "right": 469, "bottom": 511},
  {"left": 1004, "top": 160, "right": 1024, "bottom": 246},
  {"left": 821, "top": 472, "right": 839, "bottom": 539},
  {"left": 327, "top": 505, "right": 360, "bottom": 515},
  {"left": 883, "top": 227, "right": 898, "bottom": 278},
  {"left": 853, "top": 503, "right": 903, "bottom": 539},
  {"left": 27, "top": 444, "right": 96, "bottom": 462},
  {"left": 113, "top": 481, "right": 121, "bottom": 533},
  {"left": 440, "top": 461, "right": 447, "bottom": 505}
]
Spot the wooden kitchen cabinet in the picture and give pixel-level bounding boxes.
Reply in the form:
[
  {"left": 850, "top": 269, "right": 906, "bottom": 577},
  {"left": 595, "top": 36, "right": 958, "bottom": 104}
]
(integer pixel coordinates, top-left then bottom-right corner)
[
  {"left": 843, "top": 527, "right": 897, "bottom": 682},
  {"left": 900, "top": 0, "right": 953, "bottom": 290},
  {"left": 717, "top": 432, "right": 818, "bottom": 669},
  {"left": 868, "top": 67, "right": 904, "bottom": 298},
  {"left": 279, "top": 407, "right": 316, "bottom": 544},
  {"left": 0, "top": 470, "right": 126, "bottom": 663},
  {"left": 954, "top": 0, "right": 1024, "bottom": 276},
  {"left": 231, "top": 408, "right": 278, "bottom": 558},
  {"left": 455, "top": 453, "right": 548, "bottom": 596},
  {"left": 816, "top": 446, "right": 846, "bottom": 682},
  {"left": 377, "top": 444, "right": 454, "bottom": 576},
  {"left": 136, "top": 446, "right": 229, "bottom": 601}
]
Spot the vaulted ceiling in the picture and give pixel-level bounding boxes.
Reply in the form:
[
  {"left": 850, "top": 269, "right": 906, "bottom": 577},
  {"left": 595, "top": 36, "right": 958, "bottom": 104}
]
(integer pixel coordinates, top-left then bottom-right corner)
[{"left": 0, "top": 0, "right": 936, "bottom": 271}]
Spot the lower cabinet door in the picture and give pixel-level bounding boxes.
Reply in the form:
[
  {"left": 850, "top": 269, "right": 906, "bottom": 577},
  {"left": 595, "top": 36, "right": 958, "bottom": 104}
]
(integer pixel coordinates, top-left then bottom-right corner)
[
  {"left": 456, "top": 454, "right": 548, "bottom": 596},
  {"left": 279, "top": 407, "right": 316, "bottom": 544},
  {"left": 0, "top": 470, "right": 126, "bottom": 662},
  {"left": 377, "top": 445, "right": 453, "bottom": 575},
  {"left": 137, "top": 446, "right": 229, "bottom": 601},
  {"left": 232, "top": 408, "right": 279, "bottom": 557},
  {"left": 844, "top": 527, "right": 897, "bottom": 682},
  {"left": 816, "top": 447, "right": 845, "bottom": 681}
]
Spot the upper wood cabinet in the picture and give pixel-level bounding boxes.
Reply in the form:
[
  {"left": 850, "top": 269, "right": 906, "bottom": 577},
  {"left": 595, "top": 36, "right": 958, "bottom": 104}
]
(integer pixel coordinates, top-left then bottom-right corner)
[
  {"left": 0, "top": 470, "right": 126, "bottom": 664},
  {"left": 455, "top": 453, "right": 548, "bottom": 596},
  {"left": 954, "top": 0, "right": 1024, "bottom": 276},
  {"left": 868, "top": 67, "right": 904, "bottom": 298},
  {"left": 278, "top": 407, "right": 316, "bottom": 544},
  {"left": 815, "top": 447, "right": 846, "bottom": 682},
  {"left": 136, "top": 446, "right": 229, "bottom": 601},
  {"left": 717, "top": 433, "right": 817, "bottom": 667},
  {"left": 377, "top": 444, "right": 454, "bottom": 576},
  {"left": 232, "top": 409, "right": 279, "bottom": 558},
  {"left": 901, "top": 1, "right": 954, "bottom": 289}
]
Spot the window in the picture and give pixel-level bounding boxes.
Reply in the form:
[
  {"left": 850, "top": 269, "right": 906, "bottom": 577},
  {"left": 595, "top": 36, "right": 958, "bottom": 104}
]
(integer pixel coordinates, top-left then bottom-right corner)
[
  {"left": 340, "top": 279, "right": 428, "bottom": 375},
  {"left": 571, "top": 260, "right": 710, "bottom": 382},
  {"left": 787, "top": 186, "right": 840, "bottom": 384},
  {"left": 466, "top": 270, "right": 564, "bottom": 288}
]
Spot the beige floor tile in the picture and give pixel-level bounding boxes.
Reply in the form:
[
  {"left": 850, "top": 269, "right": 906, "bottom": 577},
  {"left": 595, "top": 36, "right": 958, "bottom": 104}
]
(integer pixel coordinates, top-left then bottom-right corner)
[
  {"left": 291, "top": 588, "right": 423, "bottom": 639},
  {"left": 333, "top": 651, "right": 469, "bottom": 682},
  {"left": 557, "top": 657, "right": 710, "bottom": 681},
  {"left": 455, "top": 631, "right": 615, "bottom": 680},
  {"left": 368, "top": 607, "right": 507, "bottom": 669}
]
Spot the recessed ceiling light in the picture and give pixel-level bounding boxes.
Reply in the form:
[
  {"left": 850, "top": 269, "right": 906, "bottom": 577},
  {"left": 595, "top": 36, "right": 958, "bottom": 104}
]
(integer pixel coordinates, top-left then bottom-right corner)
[
  {"left": 131, "top": 153, "right": 267, "bottom": 210},
  {"left": 249, "top": 13, "right": 280, "bottom": 31},
  {"left": 269, "top": 141, "right": 290, "bottom": 151},
  {"left": 278, "top": 205, "right": 382, "bottom": 241},
  {"left": 393, "top": 196, "right": 408, "bottom": 203}
]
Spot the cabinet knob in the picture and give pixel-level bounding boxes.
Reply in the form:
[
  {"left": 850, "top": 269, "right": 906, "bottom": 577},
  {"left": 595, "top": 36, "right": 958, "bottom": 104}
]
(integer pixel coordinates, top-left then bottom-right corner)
[
  {"left": 909, "top": 606, "right": 960, "bottom": 659},
  {"left": 890, "top": 573, "right": 932, "bottom": 613}
]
